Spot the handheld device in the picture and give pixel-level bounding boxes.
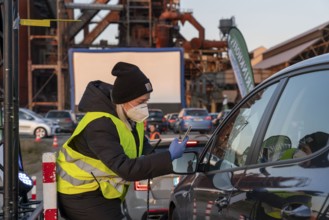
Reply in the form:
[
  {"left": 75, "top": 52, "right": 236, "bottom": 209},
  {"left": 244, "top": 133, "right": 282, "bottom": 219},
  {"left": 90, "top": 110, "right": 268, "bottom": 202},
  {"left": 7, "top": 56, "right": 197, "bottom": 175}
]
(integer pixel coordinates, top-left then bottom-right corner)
[
  {"left": 181, "top": 126, "right": 192, "bottom": 140},
  {"left": 148, "top": 139, "right": 162, "bottom": 155}
]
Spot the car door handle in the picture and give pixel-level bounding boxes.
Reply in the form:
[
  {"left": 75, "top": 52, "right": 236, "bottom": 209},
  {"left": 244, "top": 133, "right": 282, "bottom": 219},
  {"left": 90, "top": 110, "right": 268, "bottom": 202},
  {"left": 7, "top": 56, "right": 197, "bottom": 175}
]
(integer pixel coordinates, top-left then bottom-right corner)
[
  {"left": 215, "top": 197, "right": 229, "bottom": 213},
  {"left": 281, "top": 204, "right": 311, "bottom": 218}
]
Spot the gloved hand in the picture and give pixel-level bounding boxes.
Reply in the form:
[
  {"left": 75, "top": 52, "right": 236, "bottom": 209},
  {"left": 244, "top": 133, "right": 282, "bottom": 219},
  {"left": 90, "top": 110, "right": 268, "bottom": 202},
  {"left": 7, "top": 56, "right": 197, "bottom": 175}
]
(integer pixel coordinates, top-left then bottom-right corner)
[{"left": 169, "top": 137, "right": 189, "bottom": 160}]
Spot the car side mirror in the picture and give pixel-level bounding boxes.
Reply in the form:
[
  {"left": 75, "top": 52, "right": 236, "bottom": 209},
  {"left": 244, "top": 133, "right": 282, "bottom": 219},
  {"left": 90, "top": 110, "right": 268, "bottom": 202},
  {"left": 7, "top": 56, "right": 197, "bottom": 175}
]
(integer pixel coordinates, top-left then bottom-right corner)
[{"left": 172, "top": 152, "right": 199, "bottom": 174}]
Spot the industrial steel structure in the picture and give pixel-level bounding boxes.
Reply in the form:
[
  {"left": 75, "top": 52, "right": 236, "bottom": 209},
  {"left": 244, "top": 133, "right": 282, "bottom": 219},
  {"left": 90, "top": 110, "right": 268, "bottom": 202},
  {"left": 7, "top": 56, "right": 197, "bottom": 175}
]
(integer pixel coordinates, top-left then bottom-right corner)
[
  {"left": 23, "top": 0, "right": 233, "bottom": 113},
  {"left": 21, "top": 0, "right": 329, "bottom": 114},
  {"left": 2, "top": 1, "right": 329, "bottom": 114}
]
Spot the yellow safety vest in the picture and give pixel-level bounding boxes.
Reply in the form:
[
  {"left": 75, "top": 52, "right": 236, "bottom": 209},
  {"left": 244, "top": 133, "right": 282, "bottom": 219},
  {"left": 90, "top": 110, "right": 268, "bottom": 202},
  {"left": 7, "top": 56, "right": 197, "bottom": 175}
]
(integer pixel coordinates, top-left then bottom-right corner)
[{"left": 57, "top": 112, "right": 144, "bottom": 200}]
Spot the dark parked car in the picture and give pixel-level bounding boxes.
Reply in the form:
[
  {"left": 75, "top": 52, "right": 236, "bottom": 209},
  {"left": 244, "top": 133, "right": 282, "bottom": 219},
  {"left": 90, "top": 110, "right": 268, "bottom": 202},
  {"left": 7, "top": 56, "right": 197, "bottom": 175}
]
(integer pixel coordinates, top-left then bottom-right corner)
[
  {"left": 166, "top": 113, "right": 178, "bottom": 130},
  {"left": 76, "top": 112, "right": 86, "bottom": 123},
  {"left": 211, "top": 109, "right": 231, "bottom": 131},
  {"left": 209, "top": 112, "right": 219, "bottom": 121},
  {"left": 146, "top": 109, "right": 167, "bottom": 133},
  {"left": 45, "top": 110, "right": 77, "bottom": 133},
  {"left": 124, "top": 136, "right": 208, "bottom": 220},
  {"left": 209, "top": 112, "right": 219, "bottom": 132},
  {"left": 169, "top": 54, "right": 329, "bottom": 220},
  {"left": 173, "top": 108, "right": 212, "bottom": 134}
]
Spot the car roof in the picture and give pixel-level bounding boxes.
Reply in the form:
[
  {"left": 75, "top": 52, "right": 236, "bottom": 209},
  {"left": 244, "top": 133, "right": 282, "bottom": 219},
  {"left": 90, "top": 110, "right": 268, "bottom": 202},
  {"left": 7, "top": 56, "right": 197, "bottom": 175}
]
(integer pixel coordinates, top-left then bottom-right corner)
[
  {"left": 262, "top": 53, "right": 329, "bottom": 84},
  {"left": 182, "top": 107, "right": 207, "bottom": 110},
  {"left": 47, "top": 109, "right": 73, "bottom": 113},
  {"left": 19, "top": 108, "right": 39, "bottom": 114}
]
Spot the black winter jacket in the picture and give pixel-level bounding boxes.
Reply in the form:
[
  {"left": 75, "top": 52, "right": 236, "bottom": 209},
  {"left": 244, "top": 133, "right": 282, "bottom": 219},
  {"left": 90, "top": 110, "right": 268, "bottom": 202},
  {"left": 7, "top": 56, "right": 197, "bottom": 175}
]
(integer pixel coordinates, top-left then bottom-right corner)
[{"left": 69, "top": 80, "right": 173, "bottom": 181}]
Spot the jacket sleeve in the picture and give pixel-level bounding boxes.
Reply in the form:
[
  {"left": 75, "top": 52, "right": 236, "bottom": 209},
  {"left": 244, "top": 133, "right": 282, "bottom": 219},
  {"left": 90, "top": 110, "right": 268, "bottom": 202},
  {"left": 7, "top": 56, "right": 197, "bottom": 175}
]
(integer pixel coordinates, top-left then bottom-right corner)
[{"left": 83, "top": 117, "right": 173, "bottom": 181}]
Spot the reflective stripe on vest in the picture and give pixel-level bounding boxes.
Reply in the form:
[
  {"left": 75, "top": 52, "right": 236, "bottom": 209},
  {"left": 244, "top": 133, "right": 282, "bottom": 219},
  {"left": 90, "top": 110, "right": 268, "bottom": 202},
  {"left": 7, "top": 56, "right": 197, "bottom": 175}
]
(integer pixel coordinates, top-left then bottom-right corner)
[{"left": 57, "top": 112, "right": 144, "bottom": 199}]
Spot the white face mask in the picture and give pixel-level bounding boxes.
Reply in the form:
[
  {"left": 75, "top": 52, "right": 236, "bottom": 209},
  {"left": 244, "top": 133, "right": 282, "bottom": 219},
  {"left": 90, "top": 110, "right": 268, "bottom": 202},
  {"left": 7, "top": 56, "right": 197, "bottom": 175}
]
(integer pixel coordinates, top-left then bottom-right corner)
[{"left": 125, "top": 103, "right": 149, "bottom": 123}]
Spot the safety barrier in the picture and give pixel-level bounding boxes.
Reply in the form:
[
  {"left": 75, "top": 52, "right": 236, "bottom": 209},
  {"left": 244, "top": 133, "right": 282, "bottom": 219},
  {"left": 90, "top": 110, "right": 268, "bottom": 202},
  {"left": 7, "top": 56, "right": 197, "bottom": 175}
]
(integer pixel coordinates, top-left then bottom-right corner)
[
  {"left": 42, "top": 152, "right": 57, "bottom": 220},
  {"left": 31, "top": 176, "right": 37, "bottom": 200}
]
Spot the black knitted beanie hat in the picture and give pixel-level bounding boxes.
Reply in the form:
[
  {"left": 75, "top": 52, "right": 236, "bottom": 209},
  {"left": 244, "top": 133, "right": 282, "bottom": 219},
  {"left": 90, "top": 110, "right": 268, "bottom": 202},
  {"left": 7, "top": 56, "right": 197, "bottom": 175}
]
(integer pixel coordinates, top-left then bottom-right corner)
[{"left": 111, "top": 62, "right": 153, "bottom": 104}]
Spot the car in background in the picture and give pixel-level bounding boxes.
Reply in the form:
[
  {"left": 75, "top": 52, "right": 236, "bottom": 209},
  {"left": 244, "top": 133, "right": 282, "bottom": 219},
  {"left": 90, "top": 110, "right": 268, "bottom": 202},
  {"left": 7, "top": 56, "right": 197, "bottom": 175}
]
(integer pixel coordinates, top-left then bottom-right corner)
[
  {"left": 166, "top": 113, "right": 178, "bottom": 131},
  {"left": 146, "top": 109, "right": 167, "bottom": 133},
  {"left": 173, "top": 108, "right": 212, "bottom": 134},
  {"left": 209, "top": 112, "right": 219, "bottom": 131},
  {"left": 45, "top": 110, "right": 77, "bottom": 133},
  {"left": 19, "top": 108, "right": 59, "bottom": 138},
  {"left": 209, "top": 112, "right": 219, "bottom": 121},
  {"left": 168, "top": 54, "right": 329, "bottom": 219},
  {"left": 76, "top": 112, "right": 86, "bottom": 123},
  {"left": 124, "top": 136, "right": 209, "bottom": 220},
  {"left": 211, "top": 109, "right": 231, "bottom": 131}
]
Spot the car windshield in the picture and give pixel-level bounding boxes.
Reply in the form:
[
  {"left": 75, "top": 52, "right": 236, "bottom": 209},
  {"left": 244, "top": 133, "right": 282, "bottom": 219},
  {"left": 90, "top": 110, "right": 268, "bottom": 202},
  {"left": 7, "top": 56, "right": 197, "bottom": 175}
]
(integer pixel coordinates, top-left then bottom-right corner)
[
  {"left": 186, "top": 110, "right": 208, "bottom": 116},
  {"left": 210, "top": 113, "right": 218, "bottom": 119},
  {"left": 149, "top": 111, "right": 163, "bottom": 117},
  {"left": 171, "top": 114, "right": 178, "bottom": 119},
  {"left": 23, "top": 109, "right": 44, "bottom": 119},
  {"left": 47, "top": 111, "right": 70, "bottom": 118}
]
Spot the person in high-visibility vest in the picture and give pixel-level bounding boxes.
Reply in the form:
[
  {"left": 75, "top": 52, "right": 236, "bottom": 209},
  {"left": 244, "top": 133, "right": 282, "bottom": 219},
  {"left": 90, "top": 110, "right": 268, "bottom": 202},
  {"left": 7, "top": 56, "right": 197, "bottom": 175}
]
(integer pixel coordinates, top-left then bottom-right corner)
[
  {"left": 149, "top": 124, "right": 161, "bottom": 140},
  {"left": 57, "top": 62, "right": 189, "bottom": 220}
]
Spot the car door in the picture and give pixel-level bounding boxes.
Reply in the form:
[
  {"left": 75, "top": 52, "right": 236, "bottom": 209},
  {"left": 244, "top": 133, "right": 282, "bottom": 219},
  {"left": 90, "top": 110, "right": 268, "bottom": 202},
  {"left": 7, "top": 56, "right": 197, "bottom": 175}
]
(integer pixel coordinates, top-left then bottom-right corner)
[
  {"left": 18, "top": 110, "right": 34, "bottom": 135},
  {"left": 236, "top": 70, "right": 329, "bottom": 219},
  {"left": 187, "top": 82, "right": 280, "bottom": 219}
]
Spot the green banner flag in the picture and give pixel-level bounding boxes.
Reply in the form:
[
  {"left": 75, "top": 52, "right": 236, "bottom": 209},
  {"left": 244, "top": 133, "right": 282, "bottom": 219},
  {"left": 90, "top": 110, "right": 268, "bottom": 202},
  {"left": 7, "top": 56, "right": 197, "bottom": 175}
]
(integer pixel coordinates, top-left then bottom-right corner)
[{"left": 228, "top": 27, "right": 255, "bottom": 97}]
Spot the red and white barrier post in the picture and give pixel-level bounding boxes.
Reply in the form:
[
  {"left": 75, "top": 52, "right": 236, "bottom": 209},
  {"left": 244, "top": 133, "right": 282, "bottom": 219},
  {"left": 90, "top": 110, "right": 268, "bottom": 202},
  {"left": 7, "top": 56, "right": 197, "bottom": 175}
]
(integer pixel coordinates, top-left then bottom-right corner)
[
  {"left": 31, "top": 176, "right": 37, "bottom": 200},
  {"left": 30, "top": 176, "right": 37, "bottom": 208},
  {"left": 205, "top": 200, "right": 214, "bottom": 220},
  {"left": 42, "top": 152, "right": 57, "bottom": 220},
  {"left": 193, "top": 198, "right": 196, "bottom": 220}
]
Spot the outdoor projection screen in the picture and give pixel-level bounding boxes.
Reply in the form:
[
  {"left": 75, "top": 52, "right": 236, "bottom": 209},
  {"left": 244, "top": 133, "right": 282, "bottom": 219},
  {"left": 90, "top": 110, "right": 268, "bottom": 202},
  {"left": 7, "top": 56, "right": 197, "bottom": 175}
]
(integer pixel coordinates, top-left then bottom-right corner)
[{"left": 69, "top": 48, "right": 184, "bottom": 111}]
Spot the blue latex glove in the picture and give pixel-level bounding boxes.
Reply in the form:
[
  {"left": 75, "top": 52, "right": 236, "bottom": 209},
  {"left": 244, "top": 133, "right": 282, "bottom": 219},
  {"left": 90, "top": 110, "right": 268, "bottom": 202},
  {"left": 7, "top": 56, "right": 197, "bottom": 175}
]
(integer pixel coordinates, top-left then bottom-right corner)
[{"left": 169, "top": 137, "right": 189, "bottom": 160}]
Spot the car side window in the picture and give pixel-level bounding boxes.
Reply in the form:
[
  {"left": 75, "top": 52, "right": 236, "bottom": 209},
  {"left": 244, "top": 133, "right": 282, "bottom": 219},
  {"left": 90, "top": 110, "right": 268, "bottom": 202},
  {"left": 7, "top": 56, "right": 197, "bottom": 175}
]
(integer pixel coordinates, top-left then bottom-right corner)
[
  {"left": 19, "top": 112, "right": 31, "bottom": 120},
  {"left": 204, "top": 83, "right": 278, "bottom": 170},
  {"left": 259, "top": 71, "right": 329, "bottom": 166}
]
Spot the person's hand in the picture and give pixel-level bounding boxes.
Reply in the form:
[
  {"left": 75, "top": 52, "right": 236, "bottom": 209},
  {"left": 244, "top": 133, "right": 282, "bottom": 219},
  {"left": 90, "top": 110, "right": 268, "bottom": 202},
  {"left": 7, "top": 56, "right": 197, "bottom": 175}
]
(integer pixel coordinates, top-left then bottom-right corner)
[{"left": 169, "top": 137, "right": 189, "bottom": 160}]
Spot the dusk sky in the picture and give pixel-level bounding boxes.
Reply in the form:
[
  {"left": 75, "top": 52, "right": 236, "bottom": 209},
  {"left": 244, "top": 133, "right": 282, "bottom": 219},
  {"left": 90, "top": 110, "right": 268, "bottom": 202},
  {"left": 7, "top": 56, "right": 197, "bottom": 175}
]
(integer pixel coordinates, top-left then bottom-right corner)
[{"left": 180, "top": 0, "right": 329, "bottom": 51}]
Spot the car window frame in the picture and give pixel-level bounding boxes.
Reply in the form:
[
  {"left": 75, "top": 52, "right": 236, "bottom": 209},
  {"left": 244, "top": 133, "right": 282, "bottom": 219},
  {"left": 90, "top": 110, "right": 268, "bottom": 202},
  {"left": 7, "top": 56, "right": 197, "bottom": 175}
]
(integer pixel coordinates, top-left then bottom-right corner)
[
  {"left": 198, "top": 59, "right": 329, "bottom": 173},
  {"left": 244, "top": 78, "right": 288, "bottom": 164},
  {"left": 247, "top": 65, "right": 329, "bottom": 167},
  {"left": 19, "top": 111, "right": 34, "bottom": 121},
  {"left": 197, "top": 77, "right": 287, "bottom": 175}
]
